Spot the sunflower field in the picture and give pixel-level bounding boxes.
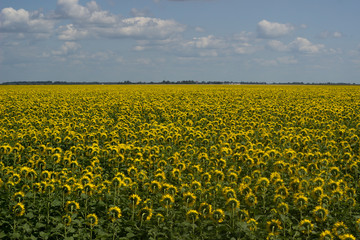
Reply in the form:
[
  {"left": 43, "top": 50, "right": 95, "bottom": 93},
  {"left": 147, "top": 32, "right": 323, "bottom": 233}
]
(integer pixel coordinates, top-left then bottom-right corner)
[{"left": 0, "top": 84, "right": 359, "bottom": 240}]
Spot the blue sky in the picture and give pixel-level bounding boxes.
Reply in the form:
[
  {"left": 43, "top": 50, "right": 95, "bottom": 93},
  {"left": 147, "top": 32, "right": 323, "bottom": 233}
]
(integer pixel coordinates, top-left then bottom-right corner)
[{"left": 1, "top": 0, "right": 360, "bottom": 83}]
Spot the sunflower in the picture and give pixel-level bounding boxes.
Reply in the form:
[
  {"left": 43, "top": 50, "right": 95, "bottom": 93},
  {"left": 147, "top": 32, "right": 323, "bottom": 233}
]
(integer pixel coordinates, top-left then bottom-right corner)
[
  {"left": 266, "top": 219, "right": 282, "bottom": 235},
  {"left": 161, "top": 194, "right": 174, "bottom": 208},
  {"left": 12, "top": 191, "right": 25, "bottom": 203},
  {"left": 238, "top": 209, "right": 249, "bottom": 221},
  {"left": 245, "top": 192, "right": 257, "bottom": 207},
  {"left": 183, "top": 192, "right": 197, "bottom": 207},
  {"left": 186, "top": 210, "right": 199, "bottom": 222},
  {"left": 129, "top": 194, "right": 142, "bottom": 207},
  {"left": 247, "top": 218, "right": 258, "bottom": 231},
  {"left": 198, "top": 202, "right": 212, "bottom": 218},
  {"left": 332, "top": 222, "right": 348, "bottom": 237},
  {"left": 277, "top": 202, "right": 289, "bottom": 215},
  {"left": 226, "top": 197, "right": 240, "bottom": 210},
  {"left": 62, "top": 215, "right": 72, "bottom": 226},
  {"left": 149, "top": 180, "right": 162, "bottom": 193},
  {"left": 86, "top": 214, "right": 98, "bottom": 227},
  {"left": 211, "top": 209, "right": 225, "bottom": 223},
  {"left": 13, "top": 202, "right": 25, "bottom": 217},
  {"left": 138, "top": 207, "right": 153, "bottom": 221},
  {"left": 65, "top": 200, "right": 80, "bottom": 213},
  {"left": 299, "top": 219, "right": 313, "bottom": 234},
  {"left": 312, "top": 205, "right": 328, "bottom": 222},
  {"left": 319, "top": 230, "right": 333, "bottom": 240},
  {"left": 339, "top": 234, "right": 356, "bottom": 240},
  {"left": 294, "top": 194, "right": 308, "bottom": 209},
  {"left": 108, "top": 206, "right": 122, "bottom": 222}
]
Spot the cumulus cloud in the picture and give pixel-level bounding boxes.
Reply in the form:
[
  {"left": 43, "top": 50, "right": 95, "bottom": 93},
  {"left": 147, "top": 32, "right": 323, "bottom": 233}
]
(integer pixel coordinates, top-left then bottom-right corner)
[
  {"left": 54, "top": 0, "right": 185, "bottom": 40},
  {"left": 319, "top": 31, "right": 342, "bottom": 39},
  {"left": 0, "top": 7, "right": 54, "bottom": 34},
  {"left": 268, "top": 37, "right": 324, "bottom": 54},
  {"left": 257, "top": 19, "right": 294, "bottom": 38},
  {"left": 289, "top": 37, "right": 324, "bottom": 53},
  {"left": 51, "top": 41, "right": 81, "bottom": 56}
]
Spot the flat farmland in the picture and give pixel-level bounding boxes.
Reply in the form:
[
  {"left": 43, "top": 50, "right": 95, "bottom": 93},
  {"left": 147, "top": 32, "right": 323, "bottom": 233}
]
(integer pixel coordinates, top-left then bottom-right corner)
[{"left": 0, "top": 85, "right": 359, "bottom": 239}]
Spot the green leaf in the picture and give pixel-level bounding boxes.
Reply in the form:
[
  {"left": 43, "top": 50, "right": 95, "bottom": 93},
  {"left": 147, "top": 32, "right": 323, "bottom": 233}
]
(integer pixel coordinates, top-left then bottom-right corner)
[
  {"left": 26, "top": 211, "right": 35, "bottom": 219},
  {"left": 126, "top": 232, "right": 135, "bottom": 238},
  {"left": 51, "top": 199, "right": 62, "bottom": 207},
  {"left": 35, "top": 222, "right": 46, "bottom": 229},
  {"left": 0, "top": 231, "right": 7, "bottom": 238},
  {"left": 39, "top": 231, "right": 49, "bottom": 239},
  {"left": 22, "top": 223, "right": 32, "bottom": 233},
  {"left": 64, "top": 237, "right": 74, "bottom": 240}
]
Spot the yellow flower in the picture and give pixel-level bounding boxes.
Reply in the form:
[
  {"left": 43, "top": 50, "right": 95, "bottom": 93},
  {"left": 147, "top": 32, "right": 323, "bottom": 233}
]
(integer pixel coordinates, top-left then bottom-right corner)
[
  {"left": 62, "top": 215, "right": 72, "bottom": 226},
  {"left": 13, "top": 202, "right": 25, "bottom": 217},
  {"left": 198, "top": 202, "right": 212, "bottom": 218},
  {"left": 226, "top": 197, "right": 240, "bottom": 210},
  {"left": 129, "top": 194, "right": 142, "bottom": 207},
  {"left": 161, "top": 194, "right": 174, "bottom": 208},
  {"left": 299, "top": 219, "right": 313, "bottom": 234},
  {"left": 211, "top": 209, "right": 225, "bottom": 223},
  {"left": 332, "top": 222, "right": 348, "bottom": 237},
  {"left": 138, "top": 207, "right": 153, "bottom": 221},
  {"left": 108, "top": 206, "right": 122, "bottom": 222},
  {"left": 313, "top": 205, "right": 328, "bottom": 222},
  {"left": 183, "top": 192, "right": 196, "bottom": 207},
  {"left": 266, "top": 219, "right": 282, "bottom": 235},
  {"left": 245, "top": 192, "right": 257, "bottom": 207},
  {"left": 86, "top": 214, "right": 98, "bottom": 227},
  {"left": 339, "top": 234, "right": 356, "bottom": 240},
  {"left": 65, "top": 200, "right": 80, "bottom": 213},
  {"left": 319, "top": 230, "right": 333, "bottom": 240},
  {"left": 247, "top": 218, "right": 258, "bottom": 231},
  {"left": 12, "top": 191, "right": 25, "bottom": 203},
  {"left": 186, "top": 210, "right": 199, "bottom": 222}
]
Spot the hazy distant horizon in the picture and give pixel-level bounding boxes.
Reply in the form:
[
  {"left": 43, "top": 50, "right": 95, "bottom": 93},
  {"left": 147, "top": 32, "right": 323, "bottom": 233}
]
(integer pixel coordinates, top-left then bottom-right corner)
[{"left": 1, "top": 0, "right": 360, "bottom": 84}]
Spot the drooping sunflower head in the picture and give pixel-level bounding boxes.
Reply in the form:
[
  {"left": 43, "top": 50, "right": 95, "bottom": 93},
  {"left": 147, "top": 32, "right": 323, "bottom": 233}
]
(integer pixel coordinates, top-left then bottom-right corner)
[
  {"left": 266, "top": 219, "right": 282, "bottom": 235},
  {"left": 186, "top": 209, "right": 199, "bottom": 222},
  {"left": 129, "top": 194, "right": 142, "bottom": 207},
  {"left": 319, "top": 230, "right": 333, "bottom": 240},
  {"left": 108, "top": 206, "right": 122, "bottom": 222},
  {"left": 211, "top": 209, "right": 225, "bottom": 223},
  {"left": 277, "top": 202, "right": 289, "bottom": 215},
  {"left": 332, "top": 222, "right": 348, "bottom": 237},
  {"left": 13, "top": 202, "right": 25, "bottom": 217},
  {"left": 62, "top": 215, "right": 72, "bottom": 226},
  {"left": 65, "top": 200, "right": 80, "bottom": 213},
  {"left": 299, "top": 219, "right": 313, "bottom": 234},
  {"left": 86, "top": 214, "right": 98, "bottom": 227},
  {"left": 183, "top": 192, "right": 197, "bottom": 207},
  {"left": 12, "top": 191, "right": 25, "bottom": 203},
  {"left": 138, "top": 207, "right": 153, "bottom": 221},
  {"left": 198, "top": 202, "right": 212, "bottom": 218},
  {"left": 339, "top": 234, "right": 356, "bottom": 240},
  {"left": 161, "top": 194, "right": 174, "bottom": 208},
  {"left": 245, "top": 192, "right": 257, "bottom": 207},
  {"left": 247, "top": 218, "right": 258, "bottom": 231},
  {"left": 226, "top": 197, "right": 240, "bottom": 210}
]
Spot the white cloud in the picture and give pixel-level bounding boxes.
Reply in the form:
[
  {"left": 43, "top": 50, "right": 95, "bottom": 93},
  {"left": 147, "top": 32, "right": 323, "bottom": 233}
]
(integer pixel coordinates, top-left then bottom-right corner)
[
  {"left": 0, "top": 7, "right": 54, "bottom": 34},
  {"left": 268, "top": 37, "right": 324, "bottom": 54},
  {"left": 187, "top": 35, "right": 227, "bottom": 49},
  {"left": 51, "top": 41, "right": 81, "bottom": 56},
  {"left": 277, "top": 56, "right": 297, "bottom": 64},
  {"left": 58, "top": 24, "right": 89, "bottom": 40},
  {"left": 267, "top": 40, "right": 288, "bottom": 52},
  {"left": 289, "top": 37, "right": 324, "bottom": 54},
  {"left": 319, "top": 31, "right": 342, "bottom": 39},
  {"left": 130, "top": 8, "right": 150, "bottom": 17},
  {"left": 257, "top": 19, "right": 294, "bottom": 38}
]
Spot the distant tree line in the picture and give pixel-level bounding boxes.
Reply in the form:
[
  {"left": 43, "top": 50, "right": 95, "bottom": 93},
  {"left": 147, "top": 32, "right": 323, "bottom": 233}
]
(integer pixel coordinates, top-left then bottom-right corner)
[{"left": 1, "top": 80, "right": 358, "bottom": 85}]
